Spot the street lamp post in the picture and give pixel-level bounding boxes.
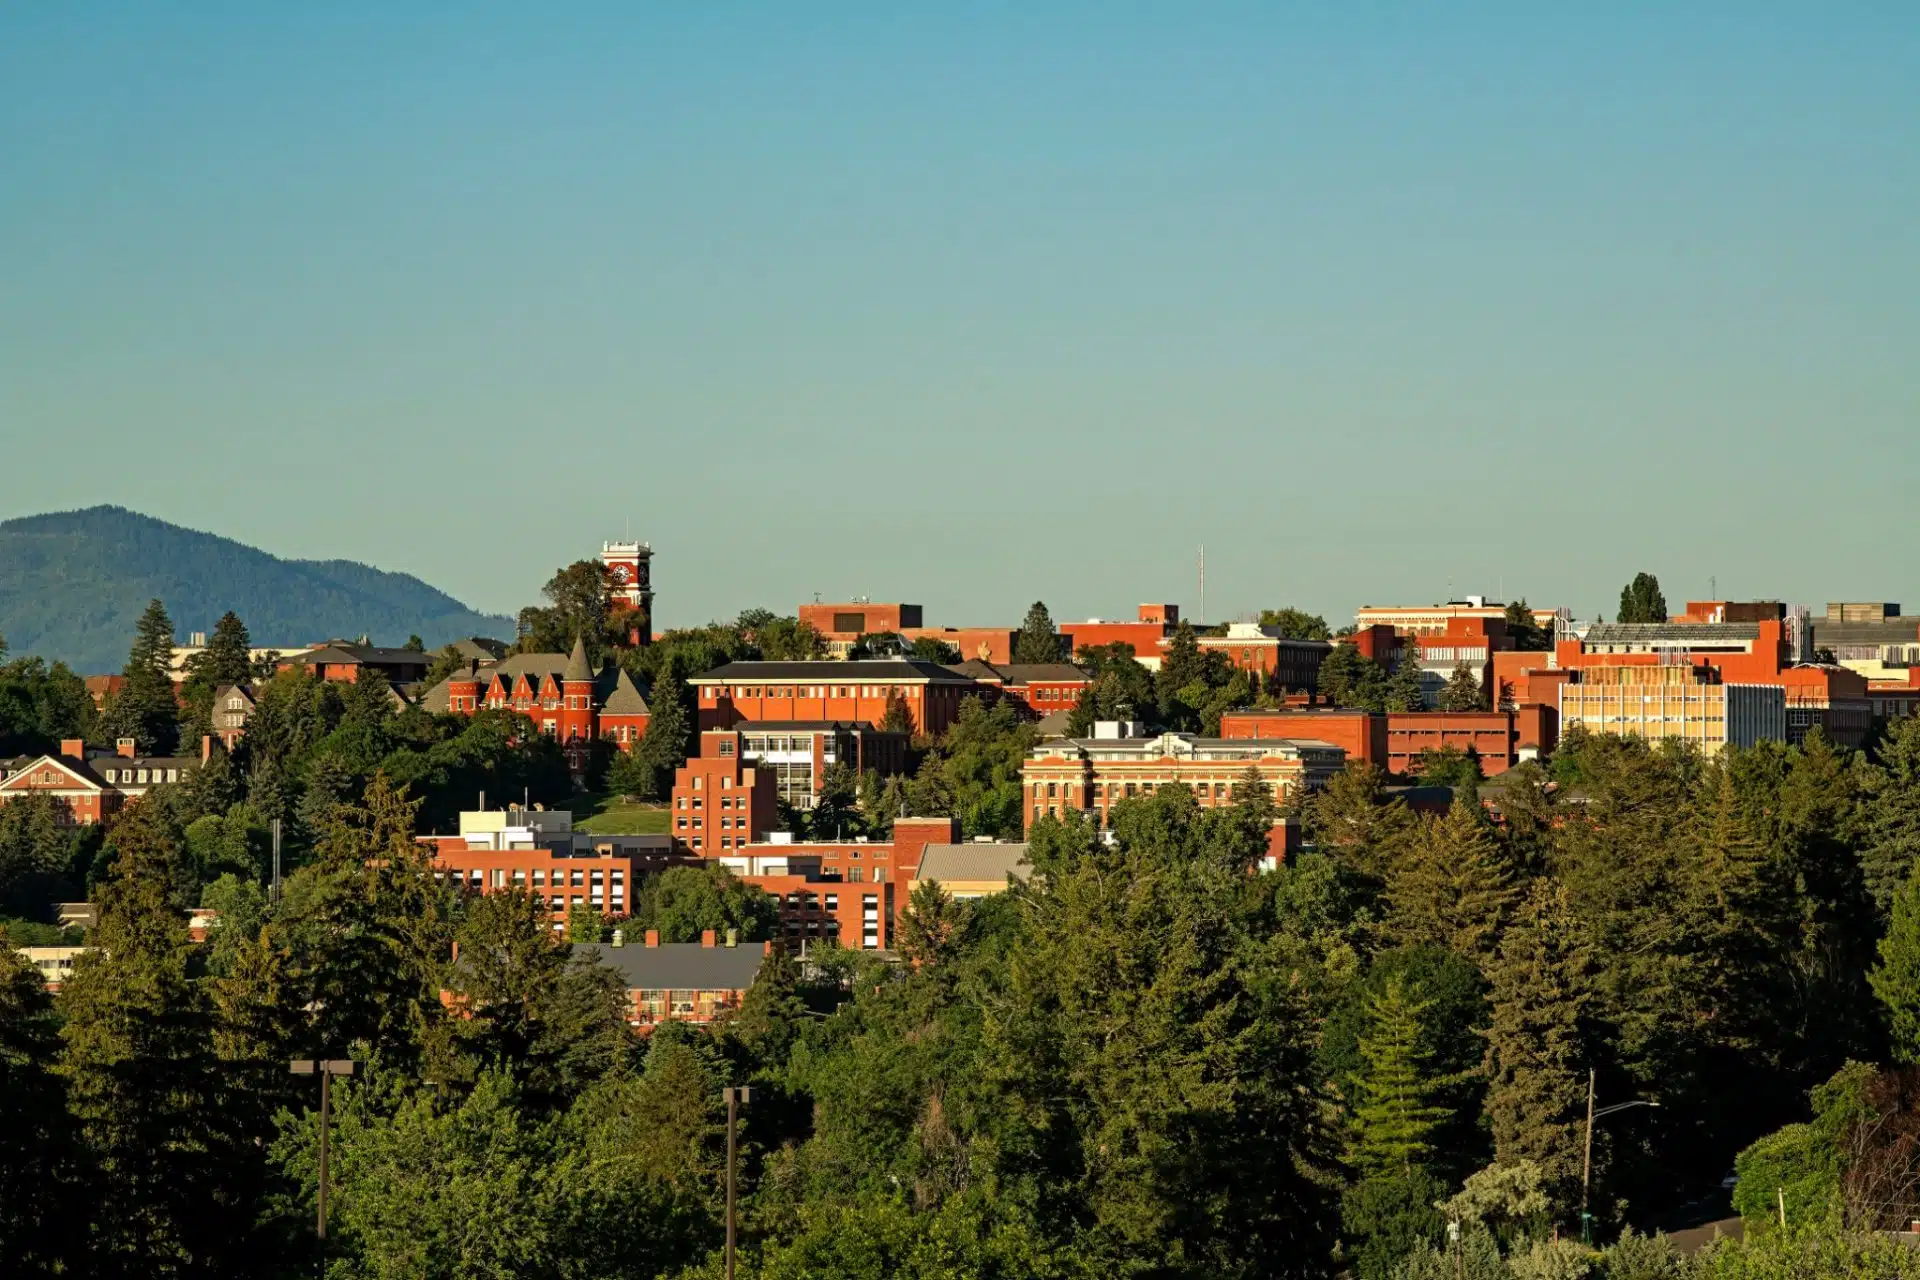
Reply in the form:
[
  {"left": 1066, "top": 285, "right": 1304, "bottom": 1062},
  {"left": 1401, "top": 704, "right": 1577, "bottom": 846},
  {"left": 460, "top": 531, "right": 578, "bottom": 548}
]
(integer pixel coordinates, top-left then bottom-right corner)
[
  {"left": 1581, "top": 1068, "right": 1660, "bottom": 1244},
  {"left": 290, "top": 1059, "right": 358, "bottom": 1242},
  {"left": 723, "top": 1085, "right": 753, "bottom": 1280}
]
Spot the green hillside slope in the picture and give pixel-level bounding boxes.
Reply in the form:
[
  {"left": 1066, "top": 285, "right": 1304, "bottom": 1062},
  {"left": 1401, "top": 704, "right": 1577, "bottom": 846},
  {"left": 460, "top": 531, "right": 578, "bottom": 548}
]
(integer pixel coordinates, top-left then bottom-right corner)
[{"left": 0, "top": 506, "right": 513, "bottom": 672}]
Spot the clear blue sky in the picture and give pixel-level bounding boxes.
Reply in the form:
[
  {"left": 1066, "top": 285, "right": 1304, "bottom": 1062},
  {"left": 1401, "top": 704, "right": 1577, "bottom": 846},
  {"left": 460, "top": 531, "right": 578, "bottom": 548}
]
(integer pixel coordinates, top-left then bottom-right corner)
[{"left": 3, "top": 3, "right": 1914, "bottom": 629}]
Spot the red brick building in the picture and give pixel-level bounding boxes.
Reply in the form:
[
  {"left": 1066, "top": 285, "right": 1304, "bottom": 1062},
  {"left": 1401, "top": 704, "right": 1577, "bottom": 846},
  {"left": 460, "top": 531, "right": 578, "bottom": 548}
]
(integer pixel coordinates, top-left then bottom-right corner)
[
  {"left": 900, "top": 627, "right": 1019, "bottom": 664},
  {"left": 421, "top": 808, "right": 681, "bottom": 928},
  {"left": 715, "top": 852, "right": 897, "bottom": 950},
  {"left": 1780, "top": 664, "right": 1874, "bottom": 749},
  {"left": 0, "top": 738, "right": 202, "bottom": 826},
  {"left": 418, "top": 637, "right": 652, "bottom": 752},
  {"left": 1219, "top": 708, "right": 1387, "bottom": 767},
  {"left": 1198, "top": 623, "right": 1332, "bottom": 690},
  {"left": 575, "top": 934, "right": 771, "bottom": 1032},
  {"left": 946, "top": 662, "right": 1094, "bottom": 721},
  {"left": 1059, "top": 605, "right": 1179, "bottom": 668},
  {"left": 670, "top": 731, "right": 781, "bottom": 853},
  {"left": 277, "top": 642, "right": 433, "bottom": 685},
  {"left": 798, "top": 602, "right": 924, "bottom": 658},
  {"left": 691, "top": 660, "right": 981, "bottom": 737},
  {"left": 1219, "top": 707, "right": 1552, "bottom": 777},
  {"left": 726, "top": 722, "right": 909, "bottom": 809}
]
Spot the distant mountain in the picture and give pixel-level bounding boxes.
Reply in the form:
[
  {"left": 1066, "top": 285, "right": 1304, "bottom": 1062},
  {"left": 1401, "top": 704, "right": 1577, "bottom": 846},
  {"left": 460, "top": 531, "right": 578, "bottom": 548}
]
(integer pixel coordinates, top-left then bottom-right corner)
[{"left": 0, "top": 506, "right": 514, "bottom": 673}]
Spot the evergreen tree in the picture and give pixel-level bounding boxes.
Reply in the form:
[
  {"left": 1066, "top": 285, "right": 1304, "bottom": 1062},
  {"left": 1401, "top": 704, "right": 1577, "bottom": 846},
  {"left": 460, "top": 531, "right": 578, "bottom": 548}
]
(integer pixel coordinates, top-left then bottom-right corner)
[
  {"left": 0, "top": 946, "right": 78, "bottom": 1275},
  {"left": 1438, "top": 660, "right": 1485, "bottom": 712},
  {"left": 104, "top": 598, "right": 181, "bottom": 755},
  {"left": 1346, "top": 975, "right": 1452, "bottom": 1176},
  {"left": 1618, "top": 572, "right": 1669, "bottom": 624},
  {"left": 1385, "top": 654, "right": 1427, "bottom": 713},
  {"left": 1871, "top": 866, "right": 1920, "bottom": 1063},
  {"left": 1863, "top": 714, "right": 1920, "bottom": 913},
  {"left": 1502, "top": 599, "right": 1551, "bottom": 651},
  {"left": 57, "top": 801, "right": 244, "bottom": 1276},
  {"left": 632, "top": 658, "right": 693, "bottom": 800},
  {"left": 1385, "top": 795, "right": 1516, "bottom": 959},
  {"left": 1318, "top": 642, "right": 1386, "bottom": 712},
  {"left": 1482, "top": 879, "right": 1592, "bottom": 1210},
  {"left": 1259, "top": 607, "right": 1332, "bottom": 641},
  {"left": 604, "top": 743, "right": 652, "bottom": 800},
  {"left": 880, "top": 690, "right": 915, "bottom": 736},
  {"left": 1013, "top": 600, "right": 1062, "bottom": 664}
]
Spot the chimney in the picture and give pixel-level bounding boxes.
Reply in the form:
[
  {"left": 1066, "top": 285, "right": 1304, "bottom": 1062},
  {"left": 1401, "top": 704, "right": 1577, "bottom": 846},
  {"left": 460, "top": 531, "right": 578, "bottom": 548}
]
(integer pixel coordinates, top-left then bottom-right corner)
[
  {"left": 725, "top": 927, "right": 738, "bottom": 948},
  {"left": 59, "top": 738, "right": 84, "bottom": 760},
  {"left": 116, "top": 738, "right": 137, "bottom": 759},
  {"left": 762, "top": 939, "right": 774, "bottom": 955},
  {"left": 644, "top": 929, "right": 660, "bottom": 947},
  {"left": 200, "top": 735, "right": 214, "bottom": 763},
  {"left": 700, "top": 929, "right": 717, "bottom": 948}
]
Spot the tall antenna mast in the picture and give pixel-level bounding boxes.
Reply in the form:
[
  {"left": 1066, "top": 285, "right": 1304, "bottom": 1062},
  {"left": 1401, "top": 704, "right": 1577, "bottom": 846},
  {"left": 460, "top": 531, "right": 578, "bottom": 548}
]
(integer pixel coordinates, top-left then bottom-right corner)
[{"left": 1198, "top": 546, "right": 1206, "bottom": 624}]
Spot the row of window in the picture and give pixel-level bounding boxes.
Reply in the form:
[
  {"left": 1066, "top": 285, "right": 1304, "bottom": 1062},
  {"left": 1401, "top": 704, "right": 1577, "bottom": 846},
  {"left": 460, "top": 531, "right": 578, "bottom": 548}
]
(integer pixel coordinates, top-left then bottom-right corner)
[{"left": 708, "top": 684, "right": 923, "bottom": 700}]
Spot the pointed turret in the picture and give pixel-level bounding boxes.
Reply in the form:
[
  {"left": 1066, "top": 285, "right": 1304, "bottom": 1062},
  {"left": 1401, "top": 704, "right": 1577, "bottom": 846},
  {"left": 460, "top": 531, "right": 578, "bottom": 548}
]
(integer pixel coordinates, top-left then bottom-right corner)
[{"left": 564, "top": 634, "right": 593, "bottom": 683}]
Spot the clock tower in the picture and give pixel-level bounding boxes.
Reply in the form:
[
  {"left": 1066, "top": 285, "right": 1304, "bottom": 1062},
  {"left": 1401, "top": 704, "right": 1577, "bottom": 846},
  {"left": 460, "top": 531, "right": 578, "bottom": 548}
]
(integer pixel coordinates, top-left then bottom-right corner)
[{"left": 601, "top": 540, "right": 653, "bottom": 646}]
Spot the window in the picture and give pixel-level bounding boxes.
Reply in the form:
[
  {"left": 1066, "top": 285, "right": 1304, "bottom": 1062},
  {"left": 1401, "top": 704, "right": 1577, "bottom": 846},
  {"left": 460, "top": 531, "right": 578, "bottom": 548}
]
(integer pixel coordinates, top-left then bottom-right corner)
[{"left": 847, "top": 867, "right": 864, "bottom": 882}]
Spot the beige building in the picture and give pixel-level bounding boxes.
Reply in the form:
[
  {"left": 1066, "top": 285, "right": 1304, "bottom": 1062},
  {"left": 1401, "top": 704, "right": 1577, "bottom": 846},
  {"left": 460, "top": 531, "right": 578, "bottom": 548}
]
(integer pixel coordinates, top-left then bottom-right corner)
[
  {"left": 1557, "top": 666, "right": 1785, "bottom": 757},
  {"left": 913, "top": 842, "right": 1031, "bottom": 900}
]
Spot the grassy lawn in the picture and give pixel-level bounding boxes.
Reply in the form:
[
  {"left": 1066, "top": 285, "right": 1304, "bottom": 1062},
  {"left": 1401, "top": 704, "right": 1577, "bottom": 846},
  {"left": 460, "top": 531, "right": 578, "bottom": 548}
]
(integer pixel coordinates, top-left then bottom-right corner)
[{"left": 571, "top": 792, "right": 672, "bottom": 836}]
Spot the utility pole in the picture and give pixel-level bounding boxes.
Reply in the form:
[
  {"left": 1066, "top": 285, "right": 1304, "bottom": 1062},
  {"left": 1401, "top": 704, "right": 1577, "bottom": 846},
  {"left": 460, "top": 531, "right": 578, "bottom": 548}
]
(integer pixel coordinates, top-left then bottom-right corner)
[
  {"left": 290, "top": 1059, "right": 358, "bottom": 1243},
  {"left": 1582, "top": 1068, "right": 1596, "bottom": 1244},
  {"left": 723, "top": 1085, "right": 753, "bottom": 1280},
  {"left": 1580, "top": 1070, "right": 1660, "bottom": 1244}
]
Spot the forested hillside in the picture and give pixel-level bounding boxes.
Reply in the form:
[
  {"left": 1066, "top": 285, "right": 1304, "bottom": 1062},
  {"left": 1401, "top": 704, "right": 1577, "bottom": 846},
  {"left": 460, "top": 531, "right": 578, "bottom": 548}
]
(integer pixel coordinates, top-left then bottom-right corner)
[{"left": 0, "top": 507, "right": 510, "bottom": 671}]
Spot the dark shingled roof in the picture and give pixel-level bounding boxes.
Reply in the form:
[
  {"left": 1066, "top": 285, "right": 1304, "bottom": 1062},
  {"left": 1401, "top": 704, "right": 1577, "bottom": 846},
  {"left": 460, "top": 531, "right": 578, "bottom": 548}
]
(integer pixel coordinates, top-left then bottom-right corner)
[
  {"left": 692, "top": 660, "right": 979, "bottom": 684},
  {"left": 573, "top": 941, "right": 770, "bottom": 992}
]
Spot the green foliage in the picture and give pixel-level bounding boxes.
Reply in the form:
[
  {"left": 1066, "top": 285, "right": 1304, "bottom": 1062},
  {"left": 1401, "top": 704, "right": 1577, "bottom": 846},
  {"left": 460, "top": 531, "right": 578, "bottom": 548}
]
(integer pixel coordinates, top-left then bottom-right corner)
[
  {"left": 103, "top": 597, "right": 182, "bottom": 756},
  {"left": 0, "top": 650, "right": 98, "bottom": 757},
  {"left": 0, "top": 791, "right": 94, "bottom": 919},
  {"left": 1386, "top": 654, "right": 1428, "bottom": 713},
  {"left": 0, "top": 946, "right": 78, "bottom": 1275},
  {"left": 1415, "top": 744, "right": 1485, "bottom": 790},
  {"left": 1346, "top": 975, "right": 1454, "bottom": 1177},
  {"left": 1862, "top": 714, "right": 1920, "bottom": 913},
  {"left": 1441, "top": 659, "right": 1488, "bottom": 711},
  {"left": 1014, "top": 600, "right": 1063, "bottom": 664},
  {"left": 514, "top": 559, "right": 624, "bottom": 662},
  {"left": 1872, "top": 865, "right": 1920, "bottom": 1061},
  {"left": 1503, "top": 600, "right": 1553, "bottom": 651},
  {"left": 903, "top": 696, "right": 1035, "bottom": 839},
  {"left": 1259, "top": 607, "right": 1332, "bottom": 641},
  {"left": 1617, "top": 573, "right": 1669, "bottom": 625},
  {"left": 632, "top": 864, "right": 780, "bottom": 943}
]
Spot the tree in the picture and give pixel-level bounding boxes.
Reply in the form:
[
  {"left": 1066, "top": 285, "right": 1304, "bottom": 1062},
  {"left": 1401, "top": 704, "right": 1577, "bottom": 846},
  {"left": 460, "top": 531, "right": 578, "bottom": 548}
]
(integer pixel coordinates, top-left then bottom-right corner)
[
  {"left": 57, "top": 801, "right": 249, "bottom": 1275},
  {"left": 1384, "top": 654, "right": 1426, "bottom": 713},
  {"left": 1013, "top": 601, "right": 1062, "bottom": 664},
  {"left": 1863, "top": 714, "right": 1920, "bottom": 913},
  {"left": 630, "top": 656, "right": 694, "bottom": 800},
  {"left": 880, "top": 691, "right": 915, "bottom": 736},
  {"left": 1385, "top": 796, "right": 1516, "bottom": 959},
  {"left": 0, "top": 946, "right": 78, "bottom": 1275},
  {"left": 1872, "top": 866, "right": 1920, "bottom": 1063},
  {"left": 567, "top": 899, "right": 608, "bottom": 943},
  {"left": 1346, "top": 976, "right": 1453, "bottom": 1176},
  {"left": 634, "top": 864, "right": 779, "bottom": 943},
  {"left": 1439, "top": 660, "right": 1485, "bottom": 712},
  {"left": 1259, "top": 608, "right": 1332, "bottom": 641},
  {"left": 104, "top": 598, "right": 181, "bottom": 756},
  {"left": 1482, "top": 880, "right": 1592, "bottom": 1210},
  {"left": 1502, "top": 600, "right": 1551, "bottom": 651},
  {"left": 1618, "top": 572, "right": 1669, "bottom": 624},
  {"left": 907, "top": 636, "right": 962, "bottom": 663},
  {"left": 604, "top": 742, "right": 653, "bottom": 800},
  {"left": 1318, "top": 642, "right": 1388, "bottom": 713},
  {"left": 516, "top": 560, "right": 620, "bottom": 661}
]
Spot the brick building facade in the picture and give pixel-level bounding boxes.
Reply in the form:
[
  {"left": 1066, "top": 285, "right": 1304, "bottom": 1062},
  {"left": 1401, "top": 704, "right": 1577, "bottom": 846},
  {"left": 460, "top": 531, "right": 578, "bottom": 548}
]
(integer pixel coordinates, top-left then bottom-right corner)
[{"left": 691, "top": 660, "right": 980, "bottom": 737}]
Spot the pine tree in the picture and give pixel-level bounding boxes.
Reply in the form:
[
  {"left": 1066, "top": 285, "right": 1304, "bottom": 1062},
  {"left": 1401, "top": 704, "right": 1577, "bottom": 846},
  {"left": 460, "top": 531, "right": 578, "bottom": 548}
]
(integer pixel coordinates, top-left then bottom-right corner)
[
  {"left": 1385, "top": 795, "right": 1517, "bottom": 958},
  {"left": 1385, "top": 654, "right": 1427, "bottom": 713},
  {"left": 0, "top": 947, "right": 78, "bottom": 1275},
  {"left": 632, "top": 659, "right": 693, "bottom": 800},
  {"left": 57, "top": 801, "right": 242, "bottom": 1275},
  {"left": 1013, "top": 601, "right": 1061, "bottom": 664},
  {"left": 1863, "top": 715, "right": 1920, "bottom": 913},
  {"left": 104, "top": 598, "right": 181, "bottom": 755},
  {"left": 1871, "top": 866, "right": 1920, "bottom": 1062},
  {"left": 1482, "top": 879, "right": 1591, "bottom": 1210},
  {"left": 1347, "top": 975, "right": 1453, "bottom": 1177},
  {"left": 1617, "top": 572, "right": 1668, "bottom": 624},
  {"left": 1439, "top": 660, "right": 1485, "bottom": 712},
  {"left": 880, "top": 691, "right": 915, "bottom": 736}
]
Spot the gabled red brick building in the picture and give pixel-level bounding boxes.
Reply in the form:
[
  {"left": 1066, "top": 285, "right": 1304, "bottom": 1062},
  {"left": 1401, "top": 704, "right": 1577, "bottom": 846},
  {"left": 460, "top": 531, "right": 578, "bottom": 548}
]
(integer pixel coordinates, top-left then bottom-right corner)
[
  {"left": 0, "top": 738, "right": 202, "bottom": 826},
  {"left": 417, "top": 637, "right": 652, "bottom": 750}
]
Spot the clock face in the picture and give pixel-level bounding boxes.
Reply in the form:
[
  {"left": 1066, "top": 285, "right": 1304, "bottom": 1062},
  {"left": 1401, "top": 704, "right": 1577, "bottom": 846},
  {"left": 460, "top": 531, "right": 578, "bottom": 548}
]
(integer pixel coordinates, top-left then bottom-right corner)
[{"left": 610, "top": 565, "right": 630, "bottom": 583}]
